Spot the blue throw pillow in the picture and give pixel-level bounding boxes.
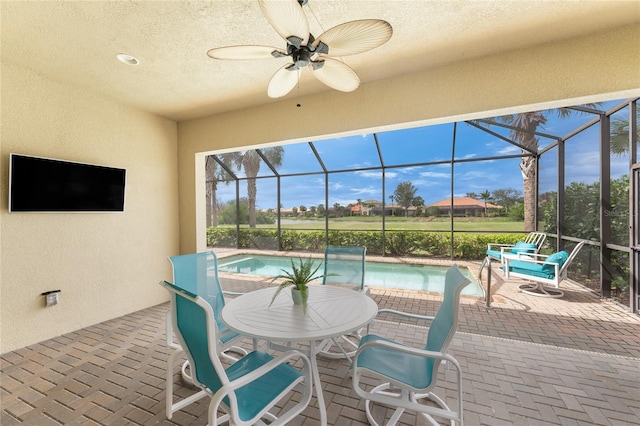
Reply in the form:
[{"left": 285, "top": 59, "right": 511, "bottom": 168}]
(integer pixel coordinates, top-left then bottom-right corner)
[
  {"left": 542, "top": 251, "right": 569, "bottom": 274},
  {"left": 511, "top": 241, "right": 537, "bottom": 254}
]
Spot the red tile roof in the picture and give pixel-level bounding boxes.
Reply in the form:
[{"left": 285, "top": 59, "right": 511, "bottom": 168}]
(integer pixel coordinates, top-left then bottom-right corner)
[{"left": 428, "top": 197, "right": 501, "bottom": 209}]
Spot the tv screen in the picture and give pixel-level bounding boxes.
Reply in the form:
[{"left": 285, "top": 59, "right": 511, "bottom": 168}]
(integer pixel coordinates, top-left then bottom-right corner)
[{"left": 9, "top": 154, "right": 126, "bottom": 212}]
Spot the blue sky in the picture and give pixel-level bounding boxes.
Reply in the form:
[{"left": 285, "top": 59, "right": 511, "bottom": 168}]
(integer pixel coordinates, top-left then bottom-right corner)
[{"left": 214, "top": 99, "right": 633, "bottom": 210}]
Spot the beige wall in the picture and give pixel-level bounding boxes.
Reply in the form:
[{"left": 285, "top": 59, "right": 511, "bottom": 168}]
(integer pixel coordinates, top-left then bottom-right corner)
[
  {"left": 1, "top": 63, "right": 179, "bottom": 353},
  {"left": 177, "top": 24, "right": 640, "bottom": 253}
]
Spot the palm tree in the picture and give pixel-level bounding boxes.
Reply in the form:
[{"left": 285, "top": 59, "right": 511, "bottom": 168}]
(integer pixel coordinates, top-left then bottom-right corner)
[
  {"left": 479, "top": 190, "right": 493, "bottom": 217},
  {"left": 490, "top": 106, "right": 600, "bottom": 231},
  {"left": 610, "top": 112, "right": 639, "bottom": 156},
  {"left": 205, "top": 156, "right": 233, "bottom": 228},
  {"left": 222, "top": 148, "right": 284, "bottom": 228},
  {"left": 333, "top": 202, "right": 341, "bottom": 217}
]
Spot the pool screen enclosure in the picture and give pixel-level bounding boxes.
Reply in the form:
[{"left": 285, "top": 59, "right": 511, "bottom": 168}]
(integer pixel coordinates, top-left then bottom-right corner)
[{"left": 205, "top": 97, "right": 639, "bottom": 313}]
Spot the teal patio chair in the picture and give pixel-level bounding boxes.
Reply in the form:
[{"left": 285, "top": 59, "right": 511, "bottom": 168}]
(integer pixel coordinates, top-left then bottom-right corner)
[
  {"left": 322, "top": 245, "right": 367, "bottom": 291},
  {"left": 165, "top": 251, "right": 248, "bottom": 418},
  {"left": 504, "top": 241, "right": 585, "bottom": 298},
  {"left": 351, "top": 265, "right": 470, "bottom": 426},
  {"left": 485, "top": 231, "right": 547, "bottom": 264},
  {"left": 160, "top": 280, "right": 313, "bottom": 425},
  {"left": 317, "top": 246, "right": 368, "bottom": 359},
  {"left": 479, "top": 232, "right": 547, "bottom": 307}
]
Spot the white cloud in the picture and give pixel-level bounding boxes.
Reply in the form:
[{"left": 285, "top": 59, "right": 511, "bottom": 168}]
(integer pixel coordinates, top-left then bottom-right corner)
[
  {"left": 458, "top": 170, "right": 494, "bottom": 181},
  {"left": 355, "top": 170, "right": 384, "bottom": 179},
  {"left": 419, "top": 171, "right": 450, "bottom": 179},
  {"left": 350, "top": 187, "right": 379, "bottom": 196},
  {"left": 496, "top": 145, "right": 521, "bottom": 155}
]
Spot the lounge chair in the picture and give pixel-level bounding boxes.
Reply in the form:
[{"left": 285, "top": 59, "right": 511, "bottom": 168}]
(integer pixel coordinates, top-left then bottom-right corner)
[
  {"left": 504, "top": 241, "right": 585, "bottom": 298},
  {"left": 479, "top": 232, "right": 547, "bottom": 307},
  {"left": 351, "top": 265, "right": 470, "bottom": 426},
  {"left": 486, "top": 231, "right": 547, "bottom": 263},
  {"left": 160, "top": 280, "right": 313, "bottom": 425},
  {"left": 317, "top": 246, "right": 368, "bottom": 359}
]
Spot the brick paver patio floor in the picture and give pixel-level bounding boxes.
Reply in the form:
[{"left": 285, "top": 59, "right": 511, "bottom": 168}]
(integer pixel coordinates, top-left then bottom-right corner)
[{"left": 2, "top": 253, "right": 639, "bottom": 425}]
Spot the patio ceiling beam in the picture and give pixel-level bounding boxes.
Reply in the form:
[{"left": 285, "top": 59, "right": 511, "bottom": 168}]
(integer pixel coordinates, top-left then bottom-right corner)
[
  {"left": 472, "top": 118, "right": 561, "bottom": 143},
  {"left": 255, "top": 148, "right": 280, "bottom": 177},
  {"left": 562, "top": 115, "right": 601, "bottom": 141},
  {"left": 466, "top": 121, "right": 538, "bottom": 155},
  {"left": 566, "top": 105, "right": 605, "bottom": 115},
  {"left": 373, "top": 133, "right": 385, "bottom": 168},
  {"left": 374, "top": 132, "right": 387, "bottom": 253},
  {"left": 605, "top": 97, "right": 639, "bottom": 116},
  {"left": 308, "top": 141, "right": 329, "bottom": 244},
  {"left": 211, "top": 155, "right": 238, "bottom": 180},
  {"left": 538, "top": 141, "right": 558, "bottom": 156},
  {"left": 308, "top": 142, "right": 328, "bottom": 173},
  {"left": 451, "top": 153, "right": 533, "bottom": 164}
]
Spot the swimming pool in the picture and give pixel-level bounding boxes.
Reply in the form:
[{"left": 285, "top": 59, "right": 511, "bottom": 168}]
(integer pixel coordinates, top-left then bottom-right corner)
[{"left": 217, "top": 254, "right": 483, "bottom": 297}]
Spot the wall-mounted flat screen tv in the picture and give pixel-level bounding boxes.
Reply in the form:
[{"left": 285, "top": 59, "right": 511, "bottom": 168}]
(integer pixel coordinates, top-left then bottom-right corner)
[{"left": 9, "top": 153, "right": 126, "bottom": 212}]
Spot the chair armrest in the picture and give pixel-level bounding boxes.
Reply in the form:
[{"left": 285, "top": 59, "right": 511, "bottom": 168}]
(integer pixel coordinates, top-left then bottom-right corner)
[
  {"left": 209, "top": 350, "right": 313, "bottom": 424},
  {"left": 505, "top": 256, "right": 549, "bottom": 266},
  {"left": 221, "top": 350, "right": 311, "bottom": 393},
  {"left": 517, "top": 252, "right": 549, "bottom": 260},
  {"left": 508, "top": 252, "right": 556, "bottom": 264},
  {"left": 487, "top": 243, "right": 514, "bottom": 250},
  {"left": 353, "top": 338, "right": 457, "bottom": 366},
  {"left": 367, "top": 309, "right": 434, "bottom": 335},
  {"left": 376, "top": 308, "right": 435, "bottom": 322},
  {"left": 222, "top": 290, "right": 245, "bottom": 297}
]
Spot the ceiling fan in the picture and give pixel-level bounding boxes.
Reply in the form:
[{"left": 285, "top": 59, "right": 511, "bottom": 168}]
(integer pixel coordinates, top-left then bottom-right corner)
[{"left": 207, "top": 0, "right": 393, "bottom": 98}]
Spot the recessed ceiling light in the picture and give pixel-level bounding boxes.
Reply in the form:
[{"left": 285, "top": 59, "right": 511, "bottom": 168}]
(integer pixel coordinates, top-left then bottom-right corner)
[{"left": 116, "top": 53, "right": 139, "bottom": 65}]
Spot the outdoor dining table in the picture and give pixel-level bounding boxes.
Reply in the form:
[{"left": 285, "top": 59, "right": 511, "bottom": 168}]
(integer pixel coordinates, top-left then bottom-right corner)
[{"left": 221, "top": 284, "right": 378, "bottom": 426}]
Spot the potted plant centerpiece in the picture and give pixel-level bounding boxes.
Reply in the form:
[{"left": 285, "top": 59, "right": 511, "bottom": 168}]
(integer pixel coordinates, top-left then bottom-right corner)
[{"left": 269, "top": 256, "right": 335, "bottom": 313}]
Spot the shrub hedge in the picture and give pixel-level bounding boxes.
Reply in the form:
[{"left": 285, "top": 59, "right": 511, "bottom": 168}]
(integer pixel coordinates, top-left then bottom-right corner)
[{"left": 207, "top": 228, "right": 527, "bottom": 260}]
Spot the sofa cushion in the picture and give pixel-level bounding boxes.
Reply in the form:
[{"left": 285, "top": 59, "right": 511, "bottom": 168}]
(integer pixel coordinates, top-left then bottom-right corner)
[
  {"left": 486, "top": 249, "right": 503, "bottom": 260},
  {"left": 542, "top": 251, "right": 569, "bottom": 274},
  {"left": 511, "top": 241, "right": 537, "bottom": 254},
  {"left": 506, "top": 260, "right": 556, "bottom": 280}
]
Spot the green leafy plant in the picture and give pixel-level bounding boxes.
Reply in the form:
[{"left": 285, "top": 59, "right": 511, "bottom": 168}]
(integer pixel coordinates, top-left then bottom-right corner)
[{"left": 269, "top": 257, "right": 336, "bottom": 312}]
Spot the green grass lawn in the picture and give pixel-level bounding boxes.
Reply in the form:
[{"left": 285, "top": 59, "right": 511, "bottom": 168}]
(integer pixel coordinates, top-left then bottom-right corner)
[{"left": 226, "top": 216, "right": 525, "bottom": 232}]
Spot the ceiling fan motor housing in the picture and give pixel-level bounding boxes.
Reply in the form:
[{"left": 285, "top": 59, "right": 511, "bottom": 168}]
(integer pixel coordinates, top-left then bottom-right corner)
[{"left": 292, "top": 47, "right": 311, "bottom": 68}]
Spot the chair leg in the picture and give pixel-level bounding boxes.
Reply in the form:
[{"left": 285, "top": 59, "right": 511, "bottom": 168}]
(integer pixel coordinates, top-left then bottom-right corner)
[
  {"left": 364, "top": 383, "right": 462, "bottom": 426},
  {"left": 317, "top": 334, "right": 360, "bottom": 360},
  {"left": 166, "top": 348, "right": 207, "bottom": 419},
  {"left": 519, "top": 282, "right": 564, "bottom": 298}
]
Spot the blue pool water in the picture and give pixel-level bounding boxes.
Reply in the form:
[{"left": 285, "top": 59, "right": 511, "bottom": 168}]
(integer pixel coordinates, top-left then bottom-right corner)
[{"left": 217, "top": 254, "right": 483, "bottom": 297}]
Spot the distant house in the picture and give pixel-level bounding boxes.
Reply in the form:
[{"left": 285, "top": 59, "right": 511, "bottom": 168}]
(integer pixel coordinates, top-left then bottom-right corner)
[
  {"left": 350, "top": 200, "right": 408, "bottom": 216},
  {"left": 351, "top": 199, "right": 384, "bottom": 216},
  {"left": 279, "top": 207, "right": 295, "bottom": 217},
  {"left": 428, "top": 197, "right": 501, "bottom": 216}
]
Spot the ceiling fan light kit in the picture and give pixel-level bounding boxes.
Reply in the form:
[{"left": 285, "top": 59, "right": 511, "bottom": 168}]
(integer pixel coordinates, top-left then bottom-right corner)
[{"left": 207, "top": 0, "right": 392, "bottom": 98}]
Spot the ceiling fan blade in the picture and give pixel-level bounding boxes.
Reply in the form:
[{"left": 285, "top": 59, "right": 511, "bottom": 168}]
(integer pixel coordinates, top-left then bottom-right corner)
[
  {"left": 268, "top": 64, "right": 300, "bottom": 98},
  {"left": 207, "top": 45, "right": 285, "bottom": 60},
  {"left": 313, "top": 19, "right": 392, "bottom": 57},
  {"left": 311, "top": 58, "right": 360, "bottom": 93},
  {"left": 259, "top": 0, "right": 309, "bottom": 47}
]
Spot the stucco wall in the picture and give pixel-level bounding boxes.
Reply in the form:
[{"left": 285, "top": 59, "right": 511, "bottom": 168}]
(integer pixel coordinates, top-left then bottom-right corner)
[
  {"left": 1, "top": 63, "right": 179, "bottom": 353},
  {"left": 177, "top": 24, "right": 640, "bottom": 254}
]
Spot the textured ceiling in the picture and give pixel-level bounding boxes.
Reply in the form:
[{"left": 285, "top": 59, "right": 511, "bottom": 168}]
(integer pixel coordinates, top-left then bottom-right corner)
[{"left": 2, "top": 1, "right": 639, "bottom": 121}]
